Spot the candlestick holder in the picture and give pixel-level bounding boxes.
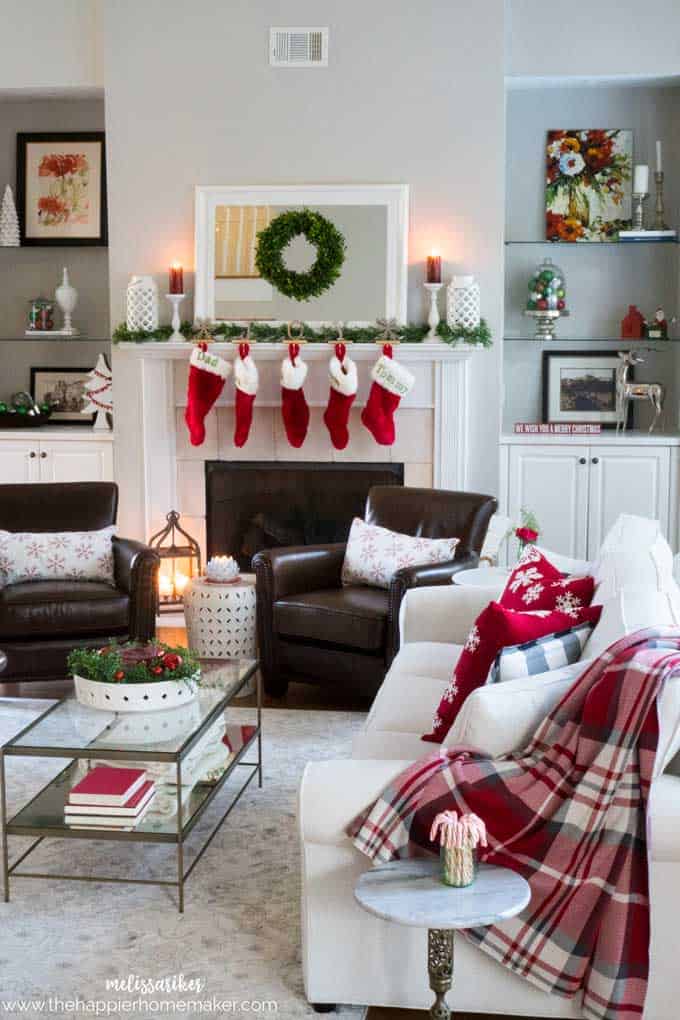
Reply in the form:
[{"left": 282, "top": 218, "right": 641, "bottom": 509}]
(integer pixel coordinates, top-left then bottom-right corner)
[
  {"left": 424, "top": 282, "right": 443, "bottom": 340},
  {"left": 166, "top": 293, "right": 185, "bottom": 341},
  {"left": 632, "top": 192, "right": 649, "bottom": 232},
  {"left": 654, "top": 172, "right": 669, "bottom": 230}
]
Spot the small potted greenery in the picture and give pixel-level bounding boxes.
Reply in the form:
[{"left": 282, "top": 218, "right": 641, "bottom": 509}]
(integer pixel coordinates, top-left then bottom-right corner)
[{"left": 68, "top": 640, "right": 200, "bottom": 713}]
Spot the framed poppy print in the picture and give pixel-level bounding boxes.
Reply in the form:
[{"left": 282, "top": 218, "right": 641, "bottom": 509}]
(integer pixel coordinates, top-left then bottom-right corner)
[{"left": 17, "top": 132, "right": 108, "bottom": 246}]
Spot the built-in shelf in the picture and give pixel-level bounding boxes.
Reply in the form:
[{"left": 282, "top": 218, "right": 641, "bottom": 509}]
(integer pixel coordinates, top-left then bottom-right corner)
[
  {"left": 505, "top": 337, "right": 680, "bottom": 344},
  {"left": 0, "top": 337, "right": 110, "bottom": 343},
  {"left": 505, "top": 239, "right": 678, "bottom": 246}
]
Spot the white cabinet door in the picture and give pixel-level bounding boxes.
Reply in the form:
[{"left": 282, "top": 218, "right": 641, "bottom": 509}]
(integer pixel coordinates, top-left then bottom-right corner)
[
  {"left": 0, "top": 440, "right": 40, "bottom": 483},
  {"left": 588, "top": 445, "right": 671, "bottom": 555},
  {"left": 38, "top": 440, "right": 114, "bottom": 483},
  {"left": 507, "top": 445, "right": 590, "bottom": 559}
]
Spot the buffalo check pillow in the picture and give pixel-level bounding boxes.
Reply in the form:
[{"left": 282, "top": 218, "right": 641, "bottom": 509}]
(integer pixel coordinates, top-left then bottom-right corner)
[
  {"left": 500, "top": 546, "right": 595, "bottom": 616},
  {"left": 487, "top": 621, "right": 594, "bottom": 685},
  {"left": 422, "top": 600, "right": 602, "bottom": 743},
  {"left": 341, "top": 517, "right": 459, "bottom": 590},
  {"left": 0, "top": 526, "right": 116, "bottom": 587}
]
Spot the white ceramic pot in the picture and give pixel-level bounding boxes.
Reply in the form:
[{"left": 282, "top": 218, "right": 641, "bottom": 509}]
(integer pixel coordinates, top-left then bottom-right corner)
[{"left": 73, "top": 672, "right": 200, "bottom": 713}]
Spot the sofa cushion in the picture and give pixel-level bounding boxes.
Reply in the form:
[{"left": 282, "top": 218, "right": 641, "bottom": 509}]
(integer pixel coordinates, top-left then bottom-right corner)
[
  {"left": 0, "top": 581, "right": 129, "bottom": 639},
  {"left": 362, "top": 642, "right": 462, "bottom": 737},
  {"left": 0, "top": 525, "right": 116, "bottom": 587},
  {"left": 341, "top": 516, "right": 459, "bottom": 590},
  {"left": 488, "top": 621, "right": 594, "bottom": 684},
  {"left": 274, "top": 586, "right": 388, "bottom": 651},
  {"left": 583, "top": 589, "right": 680, "bottom": 661},
  {"left": 593, "top": 514, "right": 677, "bottom": 600}
]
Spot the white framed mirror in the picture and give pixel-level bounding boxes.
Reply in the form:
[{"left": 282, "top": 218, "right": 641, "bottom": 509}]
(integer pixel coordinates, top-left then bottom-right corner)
[{"left": 194, "top": 184, "right": 408, "bottom": 324}]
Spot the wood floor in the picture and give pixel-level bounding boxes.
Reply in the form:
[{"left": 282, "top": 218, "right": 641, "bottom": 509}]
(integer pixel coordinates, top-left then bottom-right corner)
[{"left": 0, "top": 630, "right": 541, "bottom": 1020}]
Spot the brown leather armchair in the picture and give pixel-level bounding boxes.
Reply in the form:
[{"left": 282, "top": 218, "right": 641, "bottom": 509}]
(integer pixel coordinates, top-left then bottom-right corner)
[
  {"left": 253, "top": 486, "right": 497, "bottom": 698},
  {"left": 0, "top": 482, "right": 159, "bottom": 683}
]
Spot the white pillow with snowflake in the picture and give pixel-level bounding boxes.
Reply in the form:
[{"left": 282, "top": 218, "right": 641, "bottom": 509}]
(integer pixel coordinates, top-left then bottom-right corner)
[
  {"left": 0, "top": 526, "right": 116, "bottom": 587},
  {"left": 341, "top": 517, "right": 459, "bottom": 590}
]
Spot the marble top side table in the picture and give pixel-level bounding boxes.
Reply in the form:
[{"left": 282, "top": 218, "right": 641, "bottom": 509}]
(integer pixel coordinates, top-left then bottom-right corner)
[{"left": 355, "top": 859, "right": 530, "bottom": 1019}]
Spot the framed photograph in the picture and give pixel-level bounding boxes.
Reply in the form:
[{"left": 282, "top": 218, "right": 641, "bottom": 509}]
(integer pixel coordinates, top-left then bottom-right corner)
[
  {"left": 30, "top": 367, "right": 94, "bottom": 425},
  {"left": 542, "top": 351, "right": 631, "bottom": 429},
  {"left": 545, "top": 129, "right": 632, "bottom": 242},
  {"left": 17, "top": 132, "right": 107, "bottom": 246}
]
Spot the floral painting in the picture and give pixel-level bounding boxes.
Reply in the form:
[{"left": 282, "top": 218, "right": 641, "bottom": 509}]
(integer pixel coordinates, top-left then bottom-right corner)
[
  {"left": 17, "top": 133, "right": 107, "bottom": 246},
  {"left": 545, "top": 129, "right": 632, "bottom": 242}
]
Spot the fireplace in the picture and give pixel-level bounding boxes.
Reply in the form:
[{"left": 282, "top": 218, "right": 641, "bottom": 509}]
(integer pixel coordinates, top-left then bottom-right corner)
[{"left": 205, "top": 461, "right": 404, "bottom": 571}]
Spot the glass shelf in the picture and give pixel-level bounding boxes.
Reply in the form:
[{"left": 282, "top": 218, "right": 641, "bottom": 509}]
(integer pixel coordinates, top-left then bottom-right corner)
[
  {"left": 505, "top": 336, "right": 680, "bottom": 343},
  {"left": 506, "top": 239, "right": 678, "bottom": 246}
]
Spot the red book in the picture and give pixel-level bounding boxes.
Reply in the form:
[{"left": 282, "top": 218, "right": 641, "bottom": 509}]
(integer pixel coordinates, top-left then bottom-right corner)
[
  {"left": 64, "top": 780, "right": 155, "bottom": 817},
  {"left": 69, "top": 766, "right": 147, "bottom": 807}
]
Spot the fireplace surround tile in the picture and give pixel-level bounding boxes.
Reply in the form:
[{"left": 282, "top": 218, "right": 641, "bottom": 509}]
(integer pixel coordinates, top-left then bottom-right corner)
[
  {"left": 390, "top": 409, "right": 434, "bottom": 463},
  {"left": 177, "top": 460, "right": 206, "bottom": 517},
  {"left": 404, "top": 462, "right": 433, "bottom": 488}
]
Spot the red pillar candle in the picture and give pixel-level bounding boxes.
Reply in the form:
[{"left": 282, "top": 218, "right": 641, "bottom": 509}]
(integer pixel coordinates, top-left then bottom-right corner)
[
  {"left": 426, "top": 252, "right": 441, "bottom": 284},
  {"left": 169, "top": 263, "right": 184, "bottom": 294}
]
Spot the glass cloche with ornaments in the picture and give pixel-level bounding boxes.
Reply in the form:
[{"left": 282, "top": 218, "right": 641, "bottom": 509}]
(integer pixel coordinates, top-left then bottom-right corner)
[{"left": 524, "top": 257, "right": 569, "bottom": 339}]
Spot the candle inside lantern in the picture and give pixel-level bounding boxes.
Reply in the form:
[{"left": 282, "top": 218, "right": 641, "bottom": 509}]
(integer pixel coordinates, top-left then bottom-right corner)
[
  {"left": 426, "top": 251, "right": 442, "bottom": 284},
  {"left": 169, "top": 262, "right": 184, "bottom": 295},
  {"left": 174, "top": 571, "right": 189, "bottom": 596},
  {"left": 656, "top": 140, "right": 663, "bottom": 174},
  {"left": 633, "top": 164, "right": 649, "bottom": 194},
  {"left": 159, "top": 573, "right": 173, "bottom": 599}
]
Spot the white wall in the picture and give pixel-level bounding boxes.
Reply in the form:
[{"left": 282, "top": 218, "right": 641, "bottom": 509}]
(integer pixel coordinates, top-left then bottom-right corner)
[
  {"left": 507, "top": 0, "right": 680, "bottom": 79},
  {"left": 0, "top": 0, "right": 102, "bottom": 92},
  {"left": 104, "top": 0, "right": 506, "bottom": 536}
]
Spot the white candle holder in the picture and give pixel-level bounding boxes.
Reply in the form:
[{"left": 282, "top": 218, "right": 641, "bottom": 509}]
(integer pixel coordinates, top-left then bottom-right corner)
[
  {"left": 654, "top": 172, "right": 669, "bottom": 230},
  {"left": 166, "top": 293, "right": 185, "bottom": 341},
  {"left": 424, "top": 282, "right": 443, "bottom": 340}
]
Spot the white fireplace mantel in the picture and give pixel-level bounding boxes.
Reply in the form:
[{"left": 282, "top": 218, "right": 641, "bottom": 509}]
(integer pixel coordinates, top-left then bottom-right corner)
[{"left": 111, "top": 341, "right": 477, "bottom": 543}]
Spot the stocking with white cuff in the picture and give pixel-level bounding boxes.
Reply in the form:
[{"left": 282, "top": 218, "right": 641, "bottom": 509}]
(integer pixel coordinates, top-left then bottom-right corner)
[
  {"left": 323, "top": 343, "right": 357, "bottom": 450},
  {"left": 281, "top": 343, "right": 310, "bottom": 448},
  {"left": 360, "top": 344, "right": 415, "bottom": 446},
  {"left": 185, "top": 342, "right": 231, "bottom": 447},
  {"left": 233, "top": 342, "right": 259, "bottom": 447}
]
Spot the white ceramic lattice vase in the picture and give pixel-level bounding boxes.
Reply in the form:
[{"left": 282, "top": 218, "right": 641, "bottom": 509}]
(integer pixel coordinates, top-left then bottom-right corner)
[
  {"left": 126, "top": 275, "right": 159, "bottom": 331},
  {"left": 446, "top": 275, "right": 481, "bottom": 329}
]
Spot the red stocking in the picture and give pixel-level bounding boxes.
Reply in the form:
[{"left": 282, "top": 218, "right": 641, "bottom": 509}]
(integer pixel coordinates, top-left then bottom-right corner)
[
  {"left": 323, "top": 343, "right": 357, "bottom": 450},
  {"left": 233, "top": 342, "right": 259, "bottom": 447},
  {"left": 360, "top": 344, "right": 415, "bottom": 446},
  {"left": 281, "top": 343, "right": 309, "bottom": 448},
  {"left": 185, "top": 342, "right": 231, "bottom": 446}
]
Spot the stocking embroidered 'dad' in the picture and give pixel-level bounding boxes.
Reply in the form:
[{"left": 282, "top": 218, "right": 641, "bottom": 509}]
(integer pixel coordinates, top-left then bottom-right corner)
[
  {"left": 361, "top": 345, "right": 415, "bottom": 446},
  {"left": 185, "top": 343, "right": 231, "bottom": 447},
  {"left": 281, "top": 343, "right": 310, "bottom": 448},
  {"left": 323, "top": 342, "right": 357, "bottom": 450},
  {"left": 233, "top": 342, "right": 259, "bottom": 447}
]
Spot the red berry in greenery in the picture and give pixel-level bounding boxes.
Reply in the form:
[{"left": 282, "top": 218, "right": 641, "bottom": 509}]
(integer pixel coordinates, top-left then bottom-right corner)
[
  {"left": 162, "top": 653, "right": 182, "bottom": 671},
  {"left": 152, "top": 666, "right": 163, "bottom": 676},
  {"left": 114, "top": 670, "right": 125, "bottom": 681}
]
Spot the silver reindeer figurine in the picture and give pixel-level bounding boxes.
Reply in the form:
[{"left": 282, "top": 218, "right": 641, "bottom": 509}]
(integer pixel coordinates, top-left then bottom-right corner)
[{"left": 615, "top": 349, "right": 665, "bottom": 434}]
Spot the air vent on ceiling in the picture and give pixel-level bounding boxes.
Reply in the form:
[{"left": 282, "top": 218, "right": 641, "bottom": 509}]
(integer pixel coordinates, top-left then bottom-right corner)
[{"left": 269, "top": 27, "right": 328, "bottom": 67}]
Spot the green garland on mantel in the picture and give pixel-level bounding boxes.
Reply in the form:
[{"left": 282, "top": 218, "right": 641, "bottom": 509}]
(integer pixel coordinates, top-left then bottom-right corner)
[{"left": 112, "top": 318, "right": 492, "bottom": 348}]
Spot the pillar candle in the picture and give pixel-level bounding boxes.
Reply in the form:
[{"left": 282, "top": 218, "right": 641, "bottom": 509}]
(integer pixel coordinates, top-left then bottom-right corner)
[
  {"left": 169, "top": 263, "right": 184, "bottom": 294},
  {"left": 633, "top": 165, "right": 649, "bottom": 195},
  {"left": 426, "top": 252, "right": 441, "bottom": 284},
  {"left": 656, "top": 141, "right": 663, "bottom": 174}
]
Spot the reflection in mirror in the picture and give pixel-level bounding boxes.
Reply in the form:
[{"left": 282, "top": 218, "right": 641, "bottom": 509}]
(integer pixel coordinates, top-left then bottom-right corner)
[{"left": 213, "top": 205, "right": 387, "bottom": 322}]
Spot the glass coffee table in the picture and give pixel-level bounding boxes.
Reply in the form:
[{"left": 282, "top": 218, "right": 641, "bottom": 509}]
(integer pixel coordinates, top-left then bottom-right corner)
[{"left": 0, "top": 658, "right": 260, "bottom": 912}]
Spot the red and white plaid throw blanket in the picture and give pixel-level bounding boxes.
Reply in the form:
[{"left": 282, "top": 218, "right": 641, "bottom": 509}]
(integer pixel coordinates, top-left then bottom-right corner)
[{"left": 348, "top": 629, "right": 680, "bottom": 1020}]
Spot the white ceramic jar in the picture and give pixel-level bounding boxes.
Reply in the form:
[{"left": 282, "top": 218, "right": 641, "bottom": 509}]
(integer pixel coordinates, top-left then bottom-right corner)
[{"left": 446, "top": 275, "right": 481, "bottom": 329}]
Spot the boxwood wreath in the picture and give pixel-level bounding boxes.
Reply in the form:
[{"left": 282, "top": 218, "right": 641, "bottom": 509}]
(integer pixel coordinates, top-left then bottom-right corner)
[
  {"left": 68, "top": 640, "right": 200, "bottom": 686},
  {"left": 254, "top": 208, "right": 346, "bottom": 301}
]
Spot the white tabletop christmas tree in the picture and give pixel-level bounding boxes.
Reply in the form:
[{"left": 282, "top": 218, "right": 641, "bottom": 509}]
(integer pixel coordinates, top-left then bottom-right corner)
[
  {"left": 0, "top": 185, "right": 20, "bottom": 247},
  {"left": 82, "top": 354, "right": 113, "bottom": 430}
]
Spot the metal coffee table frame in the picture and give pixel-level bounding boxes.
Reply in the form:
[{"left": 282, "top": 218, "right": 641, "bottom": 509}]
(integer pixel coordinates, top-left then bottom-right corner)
[{"left": 0, "top": 659, "right": 261, "bottom": 913}]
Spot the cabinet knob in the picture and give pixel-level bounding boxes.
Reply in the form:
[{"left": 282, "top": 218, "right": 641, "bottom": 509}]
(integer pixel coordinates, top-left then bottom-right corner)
[
  {"left": 29, "top": 451, "right": 36, "bottom": 458},
  {"left": 40, "top": 451, "right": 47, "bottom": 459},
  {"left": 591, "top": 457, "right": 599, "bottom": 465},
  {"left": 579, "top": 457, "right": 587, "bottom": 465}
]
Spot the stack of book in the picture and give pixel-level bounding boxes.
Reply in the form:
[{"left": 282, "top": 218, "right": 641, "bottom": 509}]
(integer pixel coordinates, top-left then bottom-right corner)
[{"left": 65, "top": 765, "right": 155, "bottom": 831}]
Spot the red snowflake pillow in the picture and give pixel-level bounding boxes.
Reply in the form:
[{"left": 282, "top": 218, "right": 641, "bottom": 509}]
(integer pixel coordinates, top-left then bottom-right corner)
[
  {"left": 422, "top": 599, "right": 601, "bottom": 744},
  {"left": 500, "top": 547, "right": 595, "bottom": 618}
]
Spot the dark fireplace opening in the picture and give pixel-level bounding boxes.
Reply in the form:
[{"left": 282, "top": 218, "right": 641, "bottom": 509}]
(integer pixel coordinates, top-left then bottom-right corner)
[{"left": 205, "top": 461, "right": 404, "bottom": 571}]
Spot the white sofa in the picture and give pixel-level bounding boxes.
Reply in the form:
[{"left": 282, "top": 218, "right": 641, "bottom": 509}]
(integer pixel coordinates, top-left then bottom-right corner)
[{"left": 298, "top": 516, "right": 680, "bottom": 1017}]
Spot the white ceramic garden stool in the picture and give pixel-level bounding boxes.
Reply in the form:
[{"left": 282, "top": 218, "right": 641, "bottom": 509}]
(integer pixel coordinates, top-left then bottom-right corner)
[{"left": 183, "top": 574, "right": 257, "bottom": 696}]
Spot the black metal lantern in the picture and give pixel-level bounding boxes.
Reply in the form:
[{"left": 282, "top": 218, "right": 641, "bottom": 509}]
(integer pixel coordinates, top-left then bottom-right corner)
[{"left": 149, "top": 510, "right": 201, "bottom": 612}]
